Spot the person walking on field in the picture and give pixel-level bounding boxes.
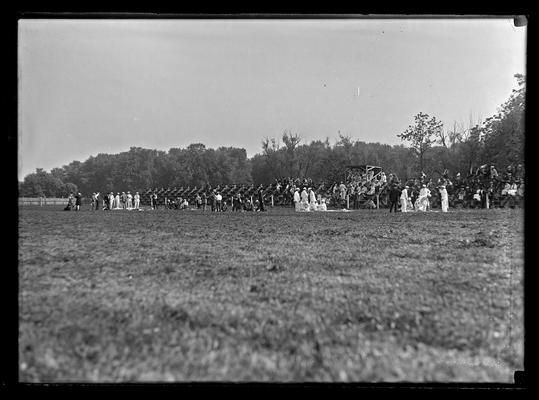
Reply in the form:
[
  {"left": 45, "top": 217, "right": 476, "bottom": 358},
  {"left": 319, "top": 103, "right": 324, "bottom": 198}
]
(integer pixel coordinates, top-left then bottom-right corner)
[
  {"left": 293, "top": 188, "right": 301, "bottom": 212},
  {"left": 400, "top": 185, "right": 409, "bottom": 213},
  {"left": 388, "top": 184, "right": 401, "bottom": 213}
]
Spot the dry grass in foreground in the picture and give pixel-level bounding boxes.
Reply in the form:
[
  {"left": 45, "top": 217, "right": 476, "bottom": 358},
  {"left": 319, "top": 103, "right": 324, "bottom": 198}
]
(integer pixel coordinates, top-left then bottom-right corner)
[{"left": 18, "top": 206, "right": 524, "bottom": 382}]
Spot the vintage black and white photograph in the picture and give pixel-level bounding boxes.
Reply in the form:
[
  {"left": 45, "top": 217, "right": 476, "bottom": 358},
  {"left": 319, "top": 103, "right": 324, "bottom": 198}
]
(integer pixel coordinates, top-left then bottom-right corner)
[{"left": 18, "top": 16, "right": 526, "bottom": 383}]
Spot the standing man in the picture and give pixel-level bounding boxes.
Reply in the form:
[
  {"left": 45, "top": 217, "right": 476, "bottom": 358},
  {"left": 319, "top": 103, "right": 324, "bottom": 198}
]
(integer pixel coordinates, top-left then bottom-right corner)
[
  {"left": 210, "top": 190, "right": 216, "bottom": 212},
  {"left": 95, "top": 192, "right": 100, "bottom": 210},
  {"left": 339, "top": 182, "right": 347, "bottom": 203},
  {"left": 121, "top": 192, "right": 127, "bottom": 210},
  {"left": 388, "top": 184, "right": 401, "bottom": 213},
  {"left": 75, "top": 192, "right": 82, "bottom": 211},
  {"left": 293, "top": 188, "right": 301, "bottom": 212},
  {"left": 216, "top": 192, "right": 223, "bottom": 212},
  {"left": 201, "top": 191, "right": 207, "bottom": 212},
  {"left": 153, "top": 193, "right": 158, "bottom": 210},
  {"left": 233, "top": 193, "right": 242, "bottom": 212},
  {"left": 126, "top": 191, "right": 133, "bottom": 209},
  {"left": 258, "top": 189, "right": 265, "bottom": 212},
  {"left": 91, "top": 193, "right": 97, "bottom": 210},
  {"left": 400, "top": 185, "right": 409, "bottom": 213},
  {"left": 103, "top": 192, "right": 109, "bottom": 210},
  {"left": 134, "top": 192, "right": 140, "bottom": 210}
]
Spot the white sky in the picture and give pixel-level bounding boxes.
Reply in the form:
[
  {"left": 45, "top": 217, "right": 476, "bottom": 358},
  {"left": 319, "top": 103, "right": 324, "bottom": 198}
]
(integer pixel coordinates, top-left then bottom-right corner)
[{"left": 18, "top": 18, "right": 527, "bottom": 180}]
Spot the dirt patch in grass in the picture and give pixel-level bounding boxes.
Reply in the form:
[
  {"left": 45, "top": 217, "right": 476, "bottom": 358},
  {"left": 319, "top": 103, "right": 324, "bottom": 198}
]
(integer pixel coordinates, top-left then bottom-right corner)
[{"left": 18, "top": 207, "right": 524, "bottom": 382}]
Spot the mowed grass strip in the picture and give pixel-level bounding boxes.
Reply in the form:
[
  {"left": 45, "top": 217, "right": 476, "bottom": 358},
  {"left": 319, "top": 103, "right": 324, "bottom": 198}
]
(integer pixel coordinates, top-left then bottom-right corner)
[{"left": 18, "top": 206, "right": 524, "bottom": 382}]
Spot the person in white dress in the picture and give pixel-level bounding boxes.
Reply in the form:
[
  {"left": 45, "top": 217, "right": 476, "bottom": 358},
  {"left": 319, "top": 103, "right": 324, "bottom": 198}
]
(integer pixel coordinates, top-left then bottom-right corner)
[
  {"left": 417, "top": 185, "right": 431, "bottom": 212},
  {"left": 108, "top": 192, "right": 115, "bottom": 210},
  {"left": 115, "top": 193, "right": 121, "bottom": 209},
  {"left": 439, "top": 185, "right": 449, "bottom": 212},
  {"left": 300, "top": 188, "right": 309, "bottom": 211},
  {"left": 308, "top": 188, "right": 317, "bottom": 211},
  {"left": 134, "top": 192, "right": 140, "bottom": 210},
  {"left": 318, "top": 198, "right": 327, "bottom": 211},
  {"left": 400, "top": 185, "right": 409, "bottom": 213},
  {"left": 293, "top": 188, "right": 301, "bottom": 212}
]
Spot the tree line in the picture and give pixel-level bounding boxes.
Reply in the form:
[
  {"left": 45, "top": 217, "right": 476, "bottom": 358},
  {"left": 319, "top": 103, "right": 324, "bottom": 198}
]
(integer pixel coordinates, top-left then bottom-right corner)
[{"left": 19, "top": 74, "right": 525, "bottom": 197}]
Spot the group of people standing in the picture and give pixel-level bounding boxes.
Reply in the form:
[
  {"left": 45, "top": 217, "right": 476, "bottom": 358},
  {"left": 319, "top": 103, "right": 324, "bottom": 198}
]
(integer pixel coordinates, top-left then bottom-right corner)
[
  {"left": 292, "top": 187, "right": 328, "bottom": 212},
  {"left": 64, "top": 192, "right": 82, "bottom": 211},
  {"left": 193, "top": 189, "right": 267, "bottom": 212},
  {"left": 388, "top": 183, "right": 449, "bottom": 213},
  {"left": 90, "top": 191, "right": 141, "bottom": 210}
]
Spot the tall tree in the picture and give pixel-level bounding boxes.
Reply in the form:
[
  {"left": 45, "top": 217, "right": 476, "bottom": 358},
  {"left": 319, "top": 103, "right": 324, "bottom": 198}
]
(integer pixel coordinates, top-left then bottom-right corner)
[{"left": 397, "top": 112, "right": 443, "bottom": 173}]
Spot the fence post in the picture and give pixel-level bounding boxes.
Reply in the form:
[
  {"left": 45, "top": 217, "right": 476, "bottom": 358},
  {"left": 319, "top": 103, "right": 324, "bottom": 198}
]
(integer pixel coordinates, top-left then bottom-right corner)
[
  {"left": 271, "top": 195, "right": 274, "bottom": 207},
  {"left": 376, "top": 194, "right": 379, "bottom": 209},
  {"left": 346, "top": 195, "right": 349, "bottom": 209},
  {"left": 39, "top": 197, "right": 43, "bottom": 207}
]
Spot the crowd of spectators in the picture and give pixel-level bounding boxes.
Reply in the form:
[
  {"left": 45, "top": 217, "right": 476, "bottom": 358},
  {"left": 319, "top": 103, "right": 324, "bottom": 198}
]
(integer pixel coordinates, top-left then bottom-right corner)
[
  {"left": 63, "top": 163, "right": 523, "bottom": 212},
  {"left": 381, "top": 164, "right": 524, "bottom": 211}
]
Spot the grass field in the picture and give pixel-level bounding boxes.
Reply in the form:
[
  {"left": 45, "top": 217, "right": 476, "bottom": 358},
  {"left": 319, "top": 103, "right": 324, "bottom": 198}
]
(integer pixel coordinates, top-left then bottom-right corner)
[{"left": 18, "top": 206, "right": 524, "bottom": 382}]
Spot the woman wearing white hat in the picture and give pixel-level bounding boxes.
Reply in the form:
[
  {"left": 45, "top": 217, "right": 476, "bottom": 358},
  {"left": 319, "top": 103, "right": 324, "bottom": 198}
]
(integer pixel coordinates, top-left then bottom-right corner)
[{"left": 400, "top": 185, "right": 409, "bottom": 213}]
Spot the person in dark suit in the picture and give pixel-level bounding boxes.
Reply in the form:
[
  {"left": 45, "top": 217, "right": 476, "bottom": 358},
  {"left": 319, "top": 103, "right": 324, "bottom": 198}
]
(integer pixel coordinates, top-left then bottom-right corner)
[
  {"left": 258, "top": 189, "right": 266, "bottom": 211},
  {"left": 201, "top": 192, "right": 207, "bottom": 212},
  {"left": 74, "top": 192, "right": 82, "bottom": 211},
  {"left": 388, "top": 185, "right": 401, "bottom": 213}
]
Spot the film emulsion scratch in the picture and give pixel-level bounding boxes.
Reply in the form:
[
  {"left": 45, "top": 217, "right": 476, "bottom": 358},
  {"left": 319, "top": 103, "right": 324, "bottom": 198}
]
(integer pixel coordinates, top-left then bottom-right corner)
[{"left": 18, "top": 17, "right": 525, "bottom": 383}]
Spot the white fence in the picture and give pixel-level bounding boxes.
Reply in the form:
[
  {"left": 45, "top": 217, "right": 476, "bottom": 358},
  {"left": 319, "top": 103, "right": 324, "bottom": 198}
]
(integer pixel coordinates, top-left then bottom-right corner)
[{"left": 19, "top": 197, "right": 70, "bottom": 206}]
